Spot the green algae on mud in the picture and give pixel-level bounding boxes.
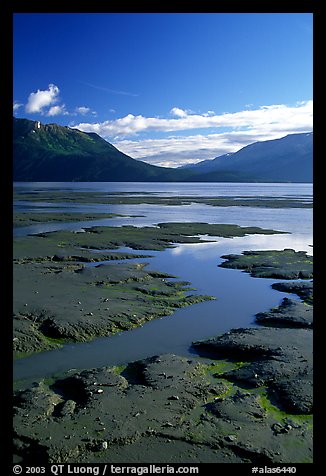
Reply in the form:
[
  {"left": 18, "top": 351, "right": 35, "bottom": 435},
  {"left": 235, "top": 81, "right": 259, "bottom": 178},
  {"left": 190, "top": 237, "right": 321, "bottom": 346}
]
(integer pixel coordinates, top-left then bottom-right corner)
[
  {"left": 192, "top": 326, "right": 313, "bottom": 413},
  {"left": 12, "top": 229, "right": 314, "bottom": 463},
  {"left": 220, "top": 249, "right": 313, "bottom": 279},
  {"left": 13, "top": 354, "right": 312, "bottom": 464},
  {"left": 13, "top": 211, "right": 131, "bottom": 228},
  {"left": 20, "top": 222, "right": 285, "bottom": 253},
  {"left": 13, "top": 259, "right": 213, "bottom": 357}
]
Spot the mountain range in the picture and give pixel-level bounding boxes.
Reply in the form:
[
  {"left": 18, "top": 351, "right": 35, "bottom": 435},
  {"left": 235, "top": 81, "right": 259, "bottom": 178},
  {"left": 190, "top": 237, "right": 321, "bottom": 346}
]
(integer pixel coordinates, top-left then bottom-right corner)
[
  {"left": 13, "top": 117, "right": 313, "bottom": 182},
  {"left": 181, "top": 132, "right": 313, "bottom": 182}
]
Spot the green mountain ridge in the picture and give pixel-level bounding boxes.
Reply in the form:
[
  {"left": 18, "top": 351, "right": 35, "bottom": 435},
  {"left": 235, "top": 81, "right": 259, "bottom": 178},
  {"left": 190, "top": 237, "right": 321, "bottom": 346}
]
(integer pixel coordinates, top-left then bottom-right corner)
[
  {"left": 13, "top": 118, "right": 180, "bottom": 182},
  {"left": 13, "top": 118, "right": 313, "bottom": 182}
]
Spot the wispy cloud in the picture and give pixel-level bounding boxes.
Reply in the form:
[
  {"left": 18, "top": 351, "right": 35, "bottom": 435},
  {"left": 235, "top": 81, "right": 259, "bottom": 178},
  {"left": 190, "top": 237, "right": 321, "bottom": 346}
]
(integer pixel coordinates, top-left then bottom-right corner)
[
  {"left": 47, "top": 104, "right": 69, "bottom": 116},
  {"left": 73, "top": 106, "right": 97, "bottom": 116},
  {"left": 13, "top": 101, "right": 23, "bottom": 112},
  {"left": 18, "top": 87, "right": 312, "bottom": 167},
  {"left": 75, "top": 106, "right": 90, "bottom": 115},
  {"left": 80, "top": 80, "right": 139, "bottom": 97}
]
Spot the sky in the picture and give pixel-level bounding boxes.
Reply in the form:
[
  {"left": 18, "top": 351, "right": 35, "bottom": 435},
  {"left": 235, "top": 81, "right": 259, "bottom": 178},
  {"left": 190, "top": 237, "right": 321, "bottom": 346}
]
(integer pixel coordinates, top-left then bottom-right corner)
[{"left": 13, "top": 13, "right": 313, "bottom": 168}]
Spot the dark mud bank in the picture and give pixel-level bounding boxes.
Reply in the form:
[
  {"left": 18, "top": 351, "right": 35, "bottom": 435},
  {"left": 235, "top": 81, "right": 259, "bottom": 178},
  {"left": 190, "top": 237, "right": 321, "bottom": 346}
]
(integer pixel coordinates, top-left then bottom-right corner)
[
  {"left": 13, "top": 231, "right": 313, "bottom": 463},
  {"left": 193, "top": 273, "right": 313, "bottom": 416},
  {"left": 13, "top": 278, "right": 313, "bottom": 463},
  {"left": 13, "top": 353, "right": 312, "bottom": 464},
  {"left": 219, "top": 249, "right": 313, "bottom": 279}
]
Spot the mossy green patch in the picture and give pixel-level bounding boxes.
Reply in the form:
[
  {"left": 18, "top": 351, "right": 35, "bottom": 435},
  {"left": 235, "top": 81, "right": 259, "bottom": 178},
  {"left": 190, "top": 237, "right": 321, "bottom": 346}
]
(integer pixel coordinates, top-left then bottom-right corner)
[
  {"left": 43, "top": 335, "right": 67, "bottom": 346},
  {"left": 259, "top": 393, "right": 312, "bottom": 427},
  {"left": 14, "top": 222, "right": 284, "bottom": 258},
  {"left": 212, "top": 360, "right": 247, "bottom": 376},
  {"left": 220, "top": 249, "right": 313, "bottom": 279},
  {"left": 111, "top": 365, "right": 128, "bottom": 375},
  {"left": 13, "top": 211, "right": 126, "bottom": 228},
  {"left": 13, "top": 258, "right": 214, "bottom": 357}
]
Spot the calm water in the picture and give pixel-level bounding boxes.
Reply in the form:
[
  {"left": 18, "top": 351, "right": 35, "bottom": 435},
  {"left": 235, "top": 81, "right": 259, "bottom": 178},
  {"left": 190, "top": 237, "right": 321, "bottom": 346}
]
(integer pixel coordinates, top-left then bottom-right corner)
[
  {"left": 14, "top": 182, "right": 312, "bottom": 238},
  {"left": 13, "top": 183, "right": 313, "bottom": 382},
  {"left": 14, "top": 181, "right": 313, "bottom": 197}
]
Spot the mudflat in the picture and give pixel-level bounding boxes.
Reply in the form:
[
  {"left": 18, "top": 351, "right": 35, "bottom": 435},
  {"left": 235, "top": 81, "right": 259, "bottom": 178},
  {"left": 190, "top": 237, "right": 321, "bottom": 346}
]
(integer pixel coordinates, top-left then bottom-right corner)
[
  {"left": 14, "top": 190, "right": 312, "bottom": 208},
  {"left": 13, "top": 349, "right": 312, "bottom": 463},
  {"left": 13, "top": 212, "right": 131, "bottom": 228},
  {"left": 219, "top": 249, "right": 313, "bottom": 279},
  {"left": 14, "top": 354, "right": 239, "bottom": 463},
  {"left": 13, "top": 219, "right": 313, "bottom": 463},
  {"left": 14, "top": 222, "right": 281, "bottom": 357}
]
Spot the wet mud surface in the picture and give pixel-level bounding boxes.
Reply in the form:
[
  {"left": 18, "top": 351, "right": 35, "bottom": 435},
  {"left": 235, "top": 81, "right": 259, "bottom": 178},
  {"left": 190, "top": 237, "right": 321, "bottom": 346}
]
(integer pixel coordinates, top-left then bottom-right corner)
[
  {"left": 219, "top": 249, "right": 313, "bottom": 279},
  {"left": 255, "top": 297, "right": 313, "bottom": 328},
  {"left": 13, "top": 258, "right": 212, "bottom": 357},
  {"left": 13, "top": 219, "right": 313, "bottom": 463},
  {"left": 193, "top": 326, "right": 312, "bottom": 414},
  {"left": 13, "top": 212, "right": 132, "bottom": 228},
  {"left": 24, "top": 222, "right": 283, "bottom": 251},
  {"left": 13, "top": 223, "right": 281, "bottom": 357},
  {"left": 13, "top": 351, "right": 312, "bottom": 464}
]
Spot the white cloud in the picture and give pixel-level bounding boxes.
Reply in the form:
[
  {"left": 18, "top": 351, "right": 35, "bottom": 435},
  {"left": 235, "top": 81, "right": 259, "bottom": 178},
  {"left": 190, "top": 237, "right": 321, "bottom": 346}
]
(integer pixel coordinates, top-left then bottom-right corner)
[
  {"left": 202, "top": 110, "right": 215, "bottom": 117},
  {"left": 114, "top": 124, "right": 313, "bottom": 168},
  {"left": 71, "top": 100, "right": 313, "bottom": 167},
  {"left": 25, "top": 84, "right": 60, "bottom": 114},
  {"left": 13, "top": 101, "right": 23, "bottom": 112},
  {"left": 23, "top": 86, "right": 97, "bottom": 118},
  {"left": 112, "top": 131, "right": 264, "bottom": 167},
  {"left": 170, "top": 107, "right": 188, "bottom": 118},
  {"left": 72, "top": 101, "right": 313, "bottom": 139},
  {"left": 47, "top": 104, "right": 69, "bottom": 116},
  {"left": 75, "top": 106, "right": 91, "bottom": 115}
]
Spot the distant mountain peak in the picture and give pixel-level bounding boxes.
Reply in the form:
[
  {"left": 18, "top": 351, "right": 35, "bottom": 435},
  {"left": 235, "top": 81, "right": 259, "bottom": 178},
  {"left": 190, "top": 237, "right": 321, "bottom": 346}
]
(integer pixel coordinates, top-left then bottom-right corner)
[{"left": 177, "top": 132, "right": 312, "bottom": 183}]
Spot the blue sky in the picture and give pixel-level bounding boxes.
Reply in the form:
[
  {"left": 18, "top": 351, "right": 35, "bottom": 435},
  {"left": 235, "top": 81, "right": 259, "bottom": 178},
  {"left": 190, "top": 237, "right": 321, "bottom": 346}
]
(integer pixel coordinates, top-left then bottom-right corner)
[{"left": 13, "top": 13, "right": 313, "bottom": 167}]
